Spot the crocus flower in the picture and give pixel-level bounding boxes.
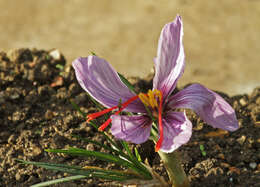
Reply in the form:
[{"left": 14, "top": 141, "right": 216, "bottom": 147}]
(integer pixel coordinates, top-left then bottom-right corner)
[{"left": 72, "top": 15, "right": 238, "bottom": 153}]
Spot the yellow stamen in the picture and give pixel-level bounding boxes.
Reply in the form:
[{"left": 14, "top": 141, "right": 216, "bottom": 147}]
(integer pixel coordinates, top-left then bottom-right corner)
[
  {"left": 138, "top": 93, "right": 150, "bottom": 106},
  {"left": 148, "top": 90, "right": 158, "bottom": 108},
  {"left": 138, "top": 89, "right": 161, "bottom": 109}
]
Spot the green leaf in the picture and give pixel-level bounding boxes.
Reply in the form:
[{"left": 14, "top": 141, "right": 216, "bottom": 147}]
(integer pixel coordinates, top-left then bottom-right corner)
[
  {"left": 118, "top": 73, "right": 136, "bottom": 94},
  {"left": 55, "top": 64, "right": 64, "bottom": 70},
  {"left": 45, "top": 54, "right": 50, "bottom": 60},
  {"left": 120, "top": 142, "right": 152, "bottom": 180},
  {"left": 45, "top": 148, "right": 135, "bottom": 170},
  {"left": 70, "top": 99, "right": 86, "bottom": 117},
  {"left": 16, "top": 159, "right": 139, "bottom": 182},
  {"left": 45, "top": 147, "right": 152, "bottom": 179},
  {"left": 134, "top": 148, "right": 142, "bottom": 162},
  {"left": 71, "top": 135, "right": 151, "bottom": 179},
  {"left": 121, "top": 141, "right": 132, "bottom": 156},
  {"left": 85, "top": 92, "right": 104, "bottom": 110},
  {"left": 200, "top": 144, "right": 207, "bottom": 156},
  {"left": 31, "top": 175, "right": 86, "bottom": 187}
]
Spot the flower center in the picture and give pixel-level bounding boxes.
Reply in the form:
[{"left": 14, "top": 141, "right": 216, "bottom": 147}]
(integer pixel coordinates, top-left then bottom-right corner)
[
  {"left": 138, "top": 89, "right": 162, "bottom": 113},
  {"left": 86, "top": 89, "right": 164, "bottom": 152}
]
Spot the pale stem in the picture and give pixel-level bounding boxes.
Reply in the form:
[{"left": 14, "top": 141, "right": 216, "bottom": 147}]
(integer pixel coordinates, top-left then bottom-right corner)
[
  {"left": 150, "top": 124, "right": 189, "bottom": 186},
  {"left": 158, "top": 151, "right": 190, "bottom": 187}
]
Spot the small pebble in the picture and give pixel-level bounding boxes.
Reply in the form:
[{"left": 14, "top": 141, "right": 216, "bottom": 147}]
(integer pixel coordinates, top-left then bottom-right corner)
[
  {"left": 10, "top": 93, "right": 20, "bottom": 100},
  {"left": 31, "top": 145, "right": 42, "bottom": 156},
  {"left": 256, "top": 97, "right": 260, "bottom": 105},
  {"left": 249, "top": 162, "right": 257, "bottom": 169},
  {"left": 15, "top": 173, "right": 21, "bottom": 180},
  {"left": 0, "top": 91, "right": 5, "bottom": 104},
  {"left": 217, "top": 153, "right": 225, "bottom": 160},
  {"left": 7, "top": 134, "right": 16, "bottom": 144},
  {"left": 236, "top": 135, "right": 246, "bottom": 145},
  {"left": 79, "top": 122, "right": 87, "bottom": 130},
  {"left": 239, "top": 98, "right": 247, "bottom": 106},
  {"left": 50, "top": 76, "right": 64, "bottom": 87},
  {"left": 220, "top": 162, "right": 230, "bottom": 168},
  {"left": 86, "top": 144, "right": 94, "bottom": 151},
  {"left": 247, "top": 137, "right": 254, "bottom": 144},
  {"left": 228, "top": 167, "right": 240, "bottom": 175},
  {"left": 45, "top": 110, "right": 54, "bottom": 120},
  {"left": 49, "top": 49, "right": 61, "bottom": 60},
  {"left": 194, "top": 122, "right": 203, "bottom": 130},
  {"left": 242, "top": 168, "right": 248, "bottom": 172}
]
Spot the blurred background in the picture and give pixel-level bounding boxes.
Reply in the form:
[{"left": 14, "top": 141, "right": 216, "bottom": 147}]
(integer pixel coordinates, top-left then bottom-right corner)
[{"left": 0, "top": 0, "right": 259, "bottom": 95}]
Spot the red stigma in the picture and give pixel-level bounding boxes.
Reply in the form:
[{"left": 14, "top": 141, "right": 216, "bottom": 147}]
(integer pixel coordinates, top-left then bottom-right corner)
[
  {"left": 87, "top": 95, "right": 139, "bottom": 131},
  {"left": 155, "top": 91, "right": 163, "bottom": 152},
  {"left": 87, "top": 106, "right": 118, "bottom": 122}
]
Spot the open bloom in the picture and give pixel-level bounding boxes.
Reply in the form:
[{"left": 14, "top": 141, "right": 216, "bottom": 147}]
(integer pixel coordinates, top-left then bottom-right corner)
[{"left": 72, "top": 16, "right": 238, "bottom": 153}]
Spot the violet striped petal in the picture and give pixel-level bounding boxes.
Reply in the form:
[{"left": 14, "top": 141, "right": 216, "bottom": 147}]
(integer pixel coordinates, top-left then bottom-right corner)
[
  {"left": 153, "top": 15, "right": 185, "bottom": 99},
  {"left": 160, "top": 111, "right": 192, "bottom": 153},
  {"left": 168, "top": 83, "right": 239, "bottom": 131},
  {"left": 72, "top": 56, "right": 145, "bottom": 113},
  {"left": 110, "top": 115, "right": 152, "bottom": 144}
]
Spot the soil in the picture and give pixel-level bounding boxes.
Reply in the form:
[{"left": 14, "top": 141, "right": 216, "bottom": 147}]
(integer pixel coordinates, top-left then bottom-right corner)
[{"left": 0, "top": 48, "right": 259, "bottom": 187}]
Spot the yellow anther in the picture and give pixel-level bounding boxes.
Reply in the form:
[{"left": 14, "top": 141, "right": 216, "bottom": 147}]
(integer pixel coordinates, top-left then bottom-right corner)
[
  {"left": 148, "top": 90, "right": 158, "bottom": 108},
  {"left": 139, "top": 89, "right": 162, "bottom": 109},
  {"left": 138, "top": 93, "right": 150, "bottom": 106}
]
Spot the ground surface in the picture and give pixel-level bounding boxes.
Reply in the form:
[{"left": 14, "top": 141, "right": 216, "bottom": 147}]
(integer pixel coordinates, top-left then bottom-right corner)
[
  {"left": 0, "top": 0, "right": 260, "bottom": 95},
  {"left": 0, "top": 49, "right": 259, "bottom": 186}
]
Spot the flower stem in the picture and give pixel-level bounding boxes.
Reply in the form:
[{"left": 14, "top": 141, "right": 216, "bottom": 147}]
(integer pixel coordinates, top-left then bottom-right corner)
[{"left": 158, "top": 151, "right": 190, "bottom": 187}]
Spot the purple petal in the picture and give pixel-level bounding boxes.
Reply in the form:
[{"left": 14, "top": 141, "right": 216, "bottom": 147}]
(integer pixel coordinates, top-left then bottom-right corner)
[
  {"left": 110, "top": 115, "right": 152, "bottom": 144},
  {"left": 160, "top": 111, "right": 192, "bottom": 153},
  {"left": 72, "top": 56, "right": 145, "bottom": 113},
  {"left": 168, "top": 83, "right": 239, "bottom": 131},
  {"left": 153, "top": 15, "right": 185, "bottom": 99}
]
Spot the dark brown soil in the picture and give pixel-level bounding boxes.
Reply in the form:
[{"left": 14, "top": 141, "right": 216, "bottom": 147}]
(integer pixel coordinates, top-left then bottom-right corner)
[{"left": 0, "top": 49, "right": 259, "bottom": 187}]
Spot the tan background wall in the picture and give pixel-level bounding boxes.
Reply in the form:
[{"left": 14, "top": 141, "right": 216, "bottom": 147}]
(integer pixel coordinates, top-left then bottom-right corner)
[{"left": 0, "top": 0, "right": 259, "bottom": 95}]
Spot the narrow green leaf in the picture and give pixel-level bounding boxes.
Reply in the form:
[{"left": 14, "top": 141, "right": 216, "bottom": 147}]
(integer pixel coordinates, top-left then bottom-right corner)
[
  {"left": 134, "top": 148, "right": 142, "bottom": 162},
  {"left": 45, "top": 147, "right": 151, "bottom": 179},
  {"left": 16, "top": 159, "right": 139, "bottom": 182},
  {"left": 55, "top": 64, "right": 64, "bottom": 70},
  {"left": 72, "top": 135, "right": 151, "bottom": 179},
  {"left": 120, "top": 142, "right": 152, "bottom": 180},
  {"left": 31, "top": 175, "right": 86, "bottom": 187},
  {"left": 121, "top": 141, "right": 132, "bottom": 157},
  {"left": 45, "top": 148, "right": 135, "bottom": 170},
  {"left": 70, "top": 99, "right": 86, "bottom": 117},
  {"left": 85, "top": 92, "right": 104, "bottom": 110},
  {"left": 118, "top": 73, "right": 136, "bottom": 94}
]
